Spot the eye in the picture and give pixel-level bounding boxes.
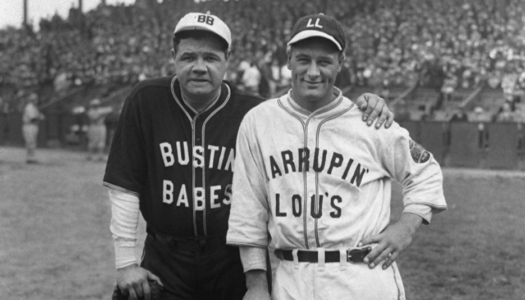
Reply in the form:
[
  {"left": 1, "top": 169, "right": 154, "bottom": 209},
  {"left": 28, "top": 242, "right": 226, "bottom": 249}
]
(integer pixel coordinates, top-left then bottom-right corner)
[{"left": 205, "top": 56, "right": 219, "bottom": 62}]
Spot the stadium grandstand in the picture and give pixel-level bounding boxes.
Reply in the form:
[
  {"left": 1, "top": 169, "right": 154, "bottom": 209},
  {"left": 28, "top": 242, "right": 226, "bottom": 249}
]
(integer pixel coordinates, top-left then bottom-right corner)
[{"left": 1, "top": 0, "right": 524, "bottom": 169}]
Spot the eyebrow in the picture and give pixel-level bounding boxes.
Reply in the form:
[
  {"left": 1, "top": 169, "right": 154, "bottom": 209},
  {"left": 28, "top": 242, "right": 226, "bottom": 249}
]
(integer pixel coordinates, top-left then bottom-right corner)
[
  {"left": 295, "top": 53, "right": 336, "bottom": 60},
  {"left": 180, "top": 51, "right": 221, "bottom": 57}
]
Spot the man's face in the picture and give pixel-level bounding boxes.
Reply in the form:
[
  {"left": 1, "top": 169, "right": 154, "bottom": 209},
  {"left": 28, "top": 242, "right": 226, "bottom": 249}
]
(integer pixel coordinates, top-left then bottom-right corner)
[
  {"left": 288, "top": 38, "right": 342, "bottom": 111},
  {"left": 172, "top": 33, "right": 228, "bottom": 99}
]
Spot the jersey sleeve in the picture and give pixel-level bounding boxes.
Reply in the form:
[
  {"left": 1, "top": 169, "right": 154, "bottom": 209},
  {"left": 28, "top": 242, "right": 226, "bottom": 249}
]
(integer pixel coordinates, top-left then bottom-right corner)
[
  {"left": 23, "top": 104, "right": 39, "bottom": 123},
  {"left": 103, "top": 93, "right": 147, "bottom": 196},
  {"left": 102, "top": 106, "right": 113, "bottom": 115},
  {"left": 239, "top": 246, "right": 267, "bottom": 272},
  {"left": 385, "top": 124, "right": 447, "bottom": 224},
  {"left": 108, "top": 188, "right": 140, "bottom": 269},
  {"left": 226, "top": 111, "right": 270, "bottom": 248}
]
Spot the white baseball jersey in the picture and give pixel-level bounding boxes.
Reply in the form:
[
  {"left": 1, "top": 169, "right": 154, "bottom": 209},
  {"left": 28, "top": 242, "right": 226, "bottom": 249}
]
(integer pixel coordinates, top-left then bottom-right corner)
[{"left": 226, "top": 90, "right": 447, "bottom": 300}]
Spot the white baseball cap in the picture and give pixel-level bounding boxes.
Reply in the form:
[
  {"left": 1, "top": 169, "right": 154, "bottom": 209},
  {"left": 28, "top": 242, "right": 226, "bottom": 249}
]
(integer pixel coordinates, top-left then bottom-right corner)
[
  {"left": 89, "top": 98, "right": 101, "bottom": 106},
  {"left": 174, "top": 12, "right": 232, "bottom": 50}
]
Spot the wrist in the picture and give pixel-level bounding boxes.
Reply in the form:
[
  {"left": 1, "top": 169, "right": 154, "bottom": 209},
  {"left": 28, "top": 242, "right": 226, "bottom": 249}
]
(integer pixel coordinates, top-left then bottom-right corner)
[
  {"left": 245, "top": 269, "right": 268, "bottom": 290},
  {"left": 114, "top": 244, "right": 138, "bottom": 269},
  {"left": 239, "top": 246, "right": 267, "bottom": 272},
  {"left": 117, "top": 263, "right": 139, "bottom": 271},
  {"left": 400, "top": 212, "right": 423, "bottom": 234}
]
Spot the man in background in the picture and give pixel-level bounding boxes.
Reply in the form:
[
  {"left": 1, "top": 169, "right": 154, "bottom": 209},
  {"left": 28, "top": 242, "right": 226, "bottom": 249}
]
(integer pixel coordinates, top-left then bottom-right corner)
[
  {"left": 86, "top": 98, "right": 113, "bottom": 161},
  {"left": 22, "top": 93, "right": 44, "bottom": 163}
]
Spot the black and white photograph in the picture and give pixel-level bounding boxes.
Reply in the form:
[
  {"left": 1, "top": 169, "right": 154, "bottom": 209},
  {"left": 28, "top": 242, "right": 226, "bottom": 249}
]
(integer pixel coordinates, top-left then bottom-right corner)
[{"left": 0, "top": 0, "right": 524, "bottom": 299}]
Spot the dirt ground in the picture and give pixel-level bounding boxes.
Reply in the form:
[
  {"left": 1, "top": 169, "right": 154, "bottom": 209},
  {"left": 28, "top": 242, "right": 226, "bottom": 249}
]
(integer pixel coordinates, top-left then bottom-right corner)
[{"left": 1, "top": 146, "right": 524, "bottom": 300}]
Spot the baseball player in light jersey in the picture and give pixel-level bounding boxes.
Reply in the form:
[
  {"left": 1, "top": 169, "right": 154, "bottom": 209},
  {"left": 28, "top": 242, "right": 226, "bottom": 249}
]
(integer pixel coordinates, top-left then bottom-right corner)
[
  {"left": 22, "top": 93, "right": 45, "bottom": 164},
  {"left": 104, "top": 12, "right": 395, "bottom": 300},
  {"left": 226, "top": 14, "right": 447, "bottom": 300},
  {"left": 86, "top": 98, "right": 113, "bottom": 161}
]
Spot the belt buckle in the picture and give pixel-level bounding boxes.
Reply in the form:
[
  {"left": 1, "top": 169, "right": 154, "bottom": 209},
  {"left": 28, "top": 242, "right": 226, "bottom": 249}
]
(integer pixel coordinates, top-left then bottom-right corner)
[{"left": 347, "top": 246, "right": 372, "bottom": 263}]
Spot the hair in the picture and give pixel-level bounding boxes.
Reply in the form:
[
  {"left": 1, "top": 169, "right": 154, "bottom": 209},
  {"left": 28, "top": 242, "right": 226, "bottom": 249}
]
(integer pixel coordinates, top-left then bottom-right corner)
[
  {"left": 172, "top": 31, "right": 229, "bottom": 58},
  {"left": 287, "top": 37, "right": 345, "bottom": 61}
]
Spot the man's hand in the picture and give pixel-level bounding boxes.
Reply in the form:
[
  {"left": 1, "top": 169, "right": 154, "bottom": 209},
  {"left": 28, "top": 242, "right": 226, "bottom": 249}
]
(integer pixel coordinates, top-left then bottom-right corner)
[
  {"left": 243, "top": 270, "right": 271, "bottom": 300},
  {"left": 359, "top": 213, "right": 423, "bottom": 270},
  {"left": 116, "top": 264, "right": 163, "bottom": 300},
  {"left": 354, "top": 93, "right": 394, "bottom": 129}
]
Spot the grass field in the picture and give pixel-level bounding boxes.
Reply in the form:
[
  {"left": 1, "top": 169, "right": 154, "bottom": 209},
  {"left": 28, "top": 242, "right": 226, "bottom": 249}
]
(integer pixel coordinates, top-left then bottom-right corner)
[{"left": 1, "top": 146, "right": 524, "bottom": 300}]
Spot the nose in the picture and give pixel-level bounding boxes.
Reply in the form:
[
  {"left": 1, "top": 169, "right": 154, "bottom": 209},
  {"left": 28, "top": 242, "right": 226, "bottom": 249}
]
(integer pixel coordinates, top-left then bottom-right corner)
[
  {"left": 192, "top": 57, "right": 207, "bottom": 74},
  {"left": 306, "top": 62, "right": 320, "bottom": 79}
]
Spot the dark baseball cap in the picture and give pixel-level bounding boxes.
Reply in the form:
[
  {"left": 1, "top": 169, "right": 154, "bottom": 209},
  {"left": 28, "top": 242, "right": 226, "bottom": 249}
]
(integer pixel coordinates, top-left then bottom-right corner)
[{"left": 287, "top": 13, "right": 346, "bottom": 51}]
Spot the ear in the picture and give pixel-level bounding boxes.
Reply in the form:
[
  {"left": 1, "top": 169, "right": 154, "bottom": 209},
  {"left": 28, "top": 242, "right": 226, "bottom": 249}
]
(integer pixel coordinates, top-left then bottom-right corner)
[
  {"left": 224, "top": 50, "right": 231, "bottom": 69},
  {"left": 286, "top": 46, "right": 292, "bottom": 70},
  {"left": 171, "top": 48, "right": 176, "bottom": 59},
  {"left": 337, "top": 52, "right": 345, "bottom": 73}
]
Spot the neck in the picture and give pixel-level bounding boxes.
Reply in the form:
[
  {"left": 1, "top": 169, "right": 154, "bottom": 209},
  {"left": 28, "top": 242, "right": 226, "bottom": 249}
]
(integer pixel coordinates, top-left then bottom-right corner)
[
  {"left": 181, "top": 87, "right": 221, "bottom": 112},
  {"left": 291, "top": 88, "right": 339, "bottom": 113}
]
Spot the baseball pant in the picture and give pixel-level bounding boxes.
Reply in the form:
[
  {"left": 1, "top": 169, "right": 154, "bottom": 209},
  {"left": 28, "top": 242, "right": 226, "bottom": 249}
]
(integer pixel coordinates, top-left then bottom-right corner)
[
  {"left": 22, "top": 124, "right": 38, "bottom": 159},
  {"left": 272, "top": 253, "right": 406, "bottom": 300},
  {"left": 87, "top": 125, "right": 106, "bottom": 150},
  {"left": 141, "top": 233, "right": 246, "bottom": 300}
]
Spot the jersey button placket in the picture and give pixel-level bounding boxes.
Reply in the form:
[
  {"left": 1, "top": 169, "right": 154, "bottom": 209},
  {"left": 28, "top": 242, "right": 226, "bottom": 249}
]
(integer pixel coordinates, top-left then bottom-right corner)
[
  {"left": 310, "top": 118, "right": 322, "bottom": 249},
  {"left": 193, "top": 116, "right": 206, "bottom": 237},
  {"left": 306, "top": 119, "right": 319, "bottom": 249}
]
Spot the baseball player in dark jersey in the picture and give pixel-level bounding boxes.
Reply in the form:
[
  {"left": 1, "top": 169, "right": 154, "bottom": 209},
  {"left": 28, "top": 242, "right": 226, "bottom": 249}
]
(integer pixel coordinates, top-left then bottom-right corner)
[
  {"left": 104, "top": 12, "right": 395, "bottom": 300},
  {"left": 226, "top": 14, "right": 447, "bottom": 300}
]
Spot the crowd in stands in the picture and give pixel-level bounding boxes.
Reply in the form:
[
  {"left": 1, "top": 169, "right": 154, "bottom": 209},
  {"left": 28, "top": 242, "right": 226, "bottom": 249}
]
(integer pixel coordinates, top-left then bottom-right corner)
[{"left": 1, "top": 0, "right": 525, "bottom": 121}]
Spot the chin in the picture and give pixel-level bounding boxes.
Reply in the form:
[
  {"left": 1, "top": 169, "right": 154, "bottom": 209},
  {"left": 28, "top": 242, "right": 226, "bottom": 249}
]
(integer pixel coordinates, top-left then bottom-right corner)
[
  {"left": 188, "top": 87, "right": 213, "bottom": 95},
  {"left": 301, "top": 90, "right": 325, "bottom": 100}
]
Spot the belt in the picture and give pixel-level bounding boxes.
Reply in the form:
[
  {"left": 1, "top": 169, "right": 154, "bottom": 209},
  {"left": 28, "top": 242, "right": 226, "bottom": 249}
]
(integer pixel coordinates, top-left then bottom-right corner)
[
  {"left": 274, "top": 247, "right": 372, "bottom": 264},
  {"left": 147, "top": 228, "right": 226, "bottom": 253}
]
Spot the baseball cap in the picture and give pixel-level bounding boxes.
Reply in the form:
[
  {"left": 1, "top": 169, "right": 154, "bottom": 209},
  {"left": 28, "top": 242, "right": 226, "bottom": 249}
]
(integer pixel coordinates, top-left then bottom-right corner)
[
  {"left": 89, "top": 99, "right": 101, "bottom": 106},
  {"left": 28, "top": 93, "right": 38, "bottom": 102},
  {"left": 174, "top": 12, "right": 232, "bottom": 50},
  {"left": 474, "top": 106, "right": 484, "bottom": 113},
  {"left": 287, "top": 13, "right": 346, "bottom": 51}
]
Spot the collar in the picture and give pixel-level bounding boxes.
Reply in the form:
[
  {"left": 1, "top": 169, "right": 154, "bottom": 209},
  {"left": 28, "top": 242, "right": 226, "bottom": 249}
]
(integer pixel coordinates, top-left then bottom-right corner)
[
  {"left": 286, "top": 87, "right": 346, "bottom": 117},
  {"left": 171, "top": 76, "right": 224, "bottom": 114},
  {"left": 170, "top": 76, "right": 231, "bottom": 118},
  {"left": 170, "top": 76, "right": 232, "bottom": 122}
]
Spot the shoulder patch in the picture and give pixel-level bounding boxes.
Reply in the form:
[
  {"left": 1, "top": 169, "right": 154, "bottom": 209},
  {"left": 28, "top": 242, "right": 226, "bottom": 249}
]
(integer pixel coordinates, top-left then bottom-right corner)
[{"left": 409, "top": 140, "right": 431, "bottom": 163}]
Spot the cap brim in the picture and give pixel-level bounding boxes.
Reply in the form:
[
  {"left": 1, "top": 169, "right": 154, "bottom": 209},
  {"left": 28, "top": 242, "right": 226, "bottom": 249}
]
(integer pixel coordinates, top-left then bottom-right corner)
[
  {"left": 287, "top": 30, "right": 342, "bottom": 51},
  {"left": 174, "top": 25, "right": 231, "bottom": 49}
]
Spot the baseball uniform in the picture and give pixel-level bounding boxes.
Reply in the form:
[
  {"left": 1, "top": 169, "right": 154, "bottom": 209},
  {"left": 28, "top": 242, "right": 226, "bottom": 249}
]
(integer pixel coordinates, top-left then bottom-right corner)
[
  {"left": 226, "top": 89, "right": 447, "bottom": 300},
  {"left": 22, "top": 100, "right": 43, "bottom": 162},
  {"left": 87, "top": 105, "right": 112, "bottom": 151},
  {"left": 104, "top": 75, "right": 262, "bottom": 299}
]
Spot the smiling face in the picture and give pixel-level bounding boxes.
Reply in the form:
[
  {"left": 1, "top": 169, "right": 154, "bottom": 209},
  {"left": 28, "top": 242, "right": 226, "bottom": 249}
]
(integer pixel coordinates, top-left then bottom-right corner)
[
  {"left": 288, "top": 37, "right": 343, "bottom": 112},
  {"left": 172, "top": 31, "right": 229, "bottom": 104}
]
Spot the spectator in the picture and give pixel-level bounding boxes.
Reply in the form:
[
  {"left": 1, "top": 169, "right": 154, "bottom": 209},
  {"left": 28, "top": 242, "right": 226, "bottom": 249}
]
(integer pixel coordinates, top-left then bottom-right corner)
[
  {"left": 449, "top": 107, "right": 468, "bottom": 122},
  {"left": 495, "top": 102, "right": 516, "bottom": 122},
  {"left": 472, "top": 106, "right": 489, "bottom": 149},
  {"left": 86, "top": 98, "right": 113, "bottom": 161},
  {"left": 268, "top": 59, "right": 281, "bottom": 95},
  {"left": 1, "top": 0, "right": 525, "bottom": 102},
  {"left": 394, "top": 100, "right": 411, "bottom": 122},
  {"left": 279, "top": 64, "right": 292, "bottom": 88},
  {"left": 241, "top": 61, "right": 262, "bottom": 96}
]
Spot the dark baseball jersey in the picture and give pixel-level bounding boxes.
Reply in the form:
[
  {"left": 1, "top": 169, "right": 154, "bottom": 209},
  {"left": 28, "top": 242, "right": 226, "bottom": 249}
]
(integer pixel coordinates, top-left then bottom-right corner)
[{"left": 103, "top": 76, "right": 262, "bottom": 239}]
